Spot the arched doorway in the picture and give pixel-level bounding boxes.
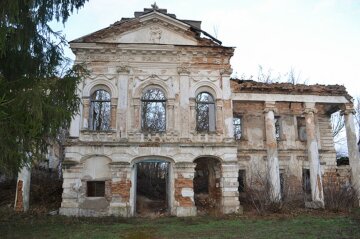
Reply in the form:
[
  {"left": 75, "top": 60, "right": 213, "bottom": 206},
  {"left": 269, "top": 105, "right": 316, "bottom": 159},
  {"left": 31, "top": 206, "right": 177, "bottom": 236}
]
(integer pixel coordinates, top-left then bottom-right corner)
[
  {"left": 193, "top": 157, "right": 222, "bottom": 214},
  {"left": 133, "top": 159, "right": 173, "bottom": 216}
]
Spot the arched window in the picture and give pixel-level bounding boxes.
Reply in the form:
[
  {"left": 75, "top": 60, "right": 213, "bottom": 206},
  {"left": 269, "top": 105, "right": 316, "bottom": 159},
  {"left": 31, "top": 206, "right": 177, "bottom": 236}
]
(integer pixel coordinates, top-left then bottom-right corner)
[
  {"left": 141, "top": 88, "right": 166, "bottom": 132},
  {"left": 196, "top": 92, "right": 215, "bottom": 132},
  {"left": 90, "top": 89, "right": 111, "bottom": 131}
]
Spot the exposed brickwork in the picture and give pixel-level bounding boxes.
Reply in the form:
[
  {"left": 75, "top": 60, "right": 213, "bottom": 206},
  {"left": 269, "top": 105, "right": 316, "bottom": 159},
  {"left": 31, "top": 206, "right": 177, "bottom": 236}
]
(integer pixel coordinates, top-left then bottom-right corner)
[
  {"left": 323, "top": 167, "right": 351, "bottom": 186},
  {"left": 15, "top": 180, "right": 23, "bottom": 212},
  {"left": 111, "top": 179, "right": 132, "bottom": 202},
  {"left": 175, "top": 175, "right": 194, "bottom": 207},
  {"left": 105, "top": 180, "right": 112, "bottom": 201},
  {"left": 230, "top": 79, "right": 351, "bottom": 100}
]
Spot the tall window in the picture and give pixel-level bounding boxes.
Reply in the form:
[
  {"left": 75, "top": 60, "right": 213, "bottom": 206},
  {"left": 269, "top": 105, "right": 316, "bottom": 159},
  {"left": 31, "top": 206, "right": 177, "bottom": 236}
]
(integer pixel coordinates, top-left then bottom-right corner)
[
  {"left": 90, "top": 89, "right": 111, "bottom": 131},
  {"left": 196, "top": 92, "right": 215, "bottom": 132},
  {"left": 233, "top": 115, "right": 242, "bottom": 140},
  {"left": 141, "top": 88, "right": 166, "bottom": 132}
]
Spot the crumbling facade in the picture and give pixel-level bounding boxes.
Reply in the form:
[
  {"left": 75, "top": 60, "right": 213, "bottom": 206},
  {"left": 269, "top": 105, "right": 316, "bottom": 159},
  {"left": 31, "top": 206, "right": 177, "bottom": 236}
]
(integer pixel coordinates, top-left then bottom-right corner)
[{"left": 59, "top": 6, "right": 360, "bottom": 217}]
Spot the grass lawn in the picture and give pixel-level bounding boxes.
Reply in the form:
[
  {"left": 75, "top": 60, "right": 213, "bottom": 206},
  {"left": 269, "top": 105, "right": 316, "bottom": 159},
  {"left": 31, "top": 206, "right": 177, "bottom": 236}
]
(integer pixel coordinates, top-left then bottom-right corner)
[{"left": 1, "top": 209, "right": 360, "bottom": 239}]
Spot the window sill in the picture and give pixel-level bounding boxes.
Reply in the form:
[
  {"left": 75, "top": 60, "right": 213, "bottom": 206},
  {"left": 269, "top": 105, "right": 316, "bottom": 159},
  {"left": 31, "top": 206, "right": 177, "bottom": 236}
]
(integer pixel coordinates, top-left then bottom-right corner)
[{"left": 81, "top": 129, "right": 116, "bottom": 133}]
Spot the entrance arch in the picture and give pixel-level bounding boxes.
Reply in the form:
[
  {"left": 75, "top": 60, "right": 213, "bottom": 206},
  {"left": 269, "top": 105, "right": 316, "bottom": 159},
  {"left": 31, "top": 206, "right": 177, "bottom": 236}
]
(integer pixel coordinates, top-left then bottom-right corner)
[
  {"left": 193, "top": 157, "right": 222, "bottom": 214},
  {"left": 130, "top": 157, "right": 174, "bottom": 216}
]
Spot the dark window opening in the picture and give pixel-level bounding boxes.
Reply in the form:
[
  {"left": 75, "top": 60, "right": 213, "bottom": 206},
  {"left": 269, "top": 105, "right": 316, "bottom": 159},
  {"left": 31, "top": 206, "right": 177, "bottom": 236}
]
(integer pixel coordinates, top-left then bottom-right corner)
[
  {"left": 233, "top": 116, "right": 242, "bottom": 140},
  {"left": 279, "top": 171, "right": 285, "bottom": 197},
  {"left": 196, "top": 92, "right": 216, "bottom": 132},
  {"left": 87, "top": 181, "right": 105, "bottom": 197},
  {"left": 238, "top": 170, "right": 246, "bottom": 193},
  {"left": 275, "top": 116, "right": 281, "bottom": 141},
  {"left": 141, "top": 88, "right": 166, "bottom": 132},
  {"left": 90, "top": 90, "right": 111, "bottom": 131},
  {"left": 297, "top": 117, "right": 307, "bottom": 141},
  {"left": 302, "top": 169, "right": 311, "bottom": 195}
]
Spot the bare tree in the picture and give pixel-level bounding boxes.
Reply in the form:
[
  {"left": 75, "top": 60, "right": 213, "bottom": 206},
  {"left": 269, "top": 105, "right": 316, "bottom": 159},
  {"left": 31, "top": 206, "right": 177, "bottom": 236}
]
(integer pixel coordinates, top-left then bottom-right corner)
[
  {"left": 257, "top": 65, "right": 281, "bottom": 83},
  {"left": 285, "top": 67, "right": 308, "bottom": 85},
  {"left": 239, "top": 65, "right": 307, "bottom": 84}
]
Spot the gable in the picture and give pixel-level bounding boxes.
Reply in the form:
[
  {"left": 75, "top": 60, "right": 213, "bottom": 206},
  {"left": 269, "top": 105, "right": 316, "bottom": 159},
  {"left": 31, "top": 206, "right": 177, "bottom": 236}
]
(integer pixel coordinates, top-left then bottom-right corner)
[
  {"left": 98, "top": 22, "right": 198, "bottom": 45},
  {"left": 71, "top": 11, "right": 219, "bottom": 46}
]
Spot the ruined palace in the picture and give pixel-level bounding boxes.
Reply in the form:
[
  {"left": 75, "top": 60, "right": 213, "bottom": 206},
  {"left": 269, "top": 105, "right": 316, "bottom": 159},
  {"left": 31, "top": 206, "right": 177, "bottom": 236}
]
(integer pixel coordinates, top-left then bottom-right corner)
[{"left": 59, "top": 6, "right": 360, "bottom": 217}]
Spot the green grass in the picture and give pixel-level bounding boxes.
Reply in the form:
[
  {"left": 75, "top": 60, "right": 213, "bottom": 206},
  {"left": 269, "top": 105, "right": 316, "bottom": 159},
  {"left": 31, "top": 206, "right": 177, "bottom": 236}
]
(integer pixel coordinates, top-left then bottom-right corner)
[{"left": 1, "top": 209, "right": 360, "bottom": 239}]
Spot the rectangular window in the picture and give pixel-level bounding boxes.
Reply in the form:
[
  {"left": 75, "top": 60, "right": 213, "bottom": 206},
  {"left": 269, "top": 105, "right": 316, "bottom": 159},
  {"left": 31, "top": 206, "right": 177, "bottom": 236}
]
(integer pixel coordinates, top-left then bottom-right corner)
[
  {"left": 87, "top": 181, "right": 105, "bottom": 197},
  {"left": 233, "top": 116, "right": 242, "bottom": 140},
  {"left": 297, "top": 117, "right": 307, "bottom": 141},
  {"left": 302, "top": 169, "right": 311, "bottom": 195},
  {"left": 238, "top": 170, "right": 246, "bottom": 193},
  {"left": 275, "top": 116, "right": 281, "bottom": 141}
]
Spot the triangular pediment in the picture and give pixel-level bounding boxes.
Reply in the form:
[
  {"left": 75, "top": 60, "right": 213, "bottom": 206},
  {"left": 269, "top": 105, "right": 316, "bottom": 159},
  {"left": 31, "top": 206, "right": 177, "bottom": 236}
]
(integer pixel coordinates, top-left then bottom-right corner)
[{"left": 71, "top": 10, "right": 220, "bottom": 46}]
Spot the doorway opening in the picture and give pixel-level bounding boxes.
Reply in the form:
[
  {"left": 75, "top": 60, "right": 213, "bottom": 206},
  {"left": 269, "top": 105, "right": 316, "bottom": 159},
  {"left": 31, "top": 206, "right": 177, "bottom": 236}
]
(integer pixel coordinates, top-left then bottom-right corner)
[
  {"left": 193, "top": 157, "right": 222, "bottom": 214},
  {"left": 135, "top": 160, "right": 170, "bottom": 216}
]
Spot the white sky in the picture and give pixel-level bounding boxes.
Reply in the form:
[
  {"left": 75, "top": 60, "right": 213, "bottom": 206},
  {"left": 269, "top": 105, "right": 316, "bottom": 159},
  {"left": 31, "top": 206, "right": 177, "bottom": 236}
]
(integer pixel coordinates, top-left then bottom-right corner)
[{"left": 53, "top": 0, "right": 360, "bottom": 98}]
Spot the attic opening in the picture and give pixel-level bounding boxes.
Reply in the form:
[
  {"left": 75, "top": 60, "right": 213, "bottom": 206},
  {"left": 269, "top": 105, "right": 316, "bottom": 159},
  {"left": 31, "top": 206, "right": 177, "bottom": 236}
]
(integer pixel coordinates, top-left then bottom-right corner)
[
  {"left": 193, "top": 157, "right": 222, "bottom": 214},
  {"left": 135, "top": 160, "right": 170, "bottom": 216}
]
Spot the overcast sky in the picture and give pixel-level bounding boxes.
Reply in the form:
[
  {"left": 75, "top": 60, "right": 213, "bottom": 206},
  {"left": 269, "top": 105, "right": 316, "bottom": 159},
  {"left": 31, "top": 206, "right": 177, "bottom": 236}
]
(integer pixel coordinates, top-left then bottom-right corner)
[{"left": 53, "top": 0, "right": 360, "bottom": 98}]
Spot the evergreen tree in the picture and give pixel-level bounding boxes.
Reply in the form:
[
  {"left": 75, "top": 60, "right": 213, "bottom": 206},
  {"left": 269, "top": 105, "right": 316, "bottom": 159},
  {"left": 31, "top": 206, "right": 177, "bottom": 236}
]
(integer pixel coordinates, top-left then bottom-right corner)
[{"left": 0, "top": 0, "right": 88, "bottom": 174}]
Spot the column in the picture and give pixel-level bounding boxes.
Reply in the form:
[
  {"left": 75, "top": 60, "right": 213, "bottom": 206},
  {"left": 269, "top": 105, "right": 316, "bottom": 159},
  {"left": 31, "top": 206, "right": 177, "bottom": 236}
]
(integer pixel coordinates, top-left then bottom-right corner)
[
  {"left": 82, "top": 98, "right": 90, "bottom": 129},
  {"left": 167, "top": 99, "right": 175, "bottom": 132},
  {"left": 132, "top": 98, "right": 141, "bottom": 130},
  {"left": 69, "top": 81, "right": 84, "bottom": 137},
  {"left": 304, "top": 102, "right": 324, "bottom": 208},
  {"left": 221, "top": 161, "right": 241, "bottom": 214},
  {"left": 110, "top": 98, "right": 117, "bottom": 130},
  {"left": 220, "top": 68, "right": 235, "bottom": 141},
  {"left": 174, "top": 162, "right": 197, "bottom": 217},
  {"left": 342, "top": 104, "right": 360, "bottom": 204},
  {"left": 109, "top": 162, "right": 132, "bottom": 217},
  {"left": 117, "top": 66, "right": 130, "bottom": 138},
  {"left": 178, "top": 67, "right": 190, "bottom": 139},
  {"left": 189, "top": 98, "right": 196, "bottom": 133},
  {"left": 264, "top": 101, "right": 281, "bottom": 202},
  {"left": 14, "top": 166, "right": 31, "bottom": 212},
  {"left": 216, "top": 99, "right": 224, "bottom": 134}
]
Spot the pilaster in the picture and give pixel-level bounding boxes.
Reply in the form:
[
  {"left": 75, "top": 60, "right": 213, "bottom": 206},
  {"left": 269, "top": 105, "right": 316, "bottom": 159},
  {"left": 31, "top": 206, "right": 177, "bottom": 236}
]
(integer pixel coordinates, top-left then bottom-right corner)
[
  {"left": 173, "top": 162, "right": 197, "bottom": 217},
  {"left": 221, "top": 161, "right": 241, "bottom": 214}
]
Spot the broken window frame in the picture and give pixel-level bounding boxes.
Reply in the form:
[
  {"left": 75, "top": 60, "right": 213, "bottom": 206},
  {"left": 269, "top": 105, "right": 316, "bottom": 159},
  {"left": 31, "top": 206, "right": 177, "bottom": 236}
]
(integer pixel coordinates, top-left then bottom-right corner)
[
  {"left": 87, "top": 181, "right": 105, "bottom": 197},
  {"left": 233, "top": 115, "right": 243, "bottom": 140},
  {"left": 196, "top": 92, "right": 216, "bottom": 133},
  {"left": 141, "top": 88, "right": 167, "bottom": 133},
  {"left": 90, "top": 89, "right": 111, "bottom": 131}
]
